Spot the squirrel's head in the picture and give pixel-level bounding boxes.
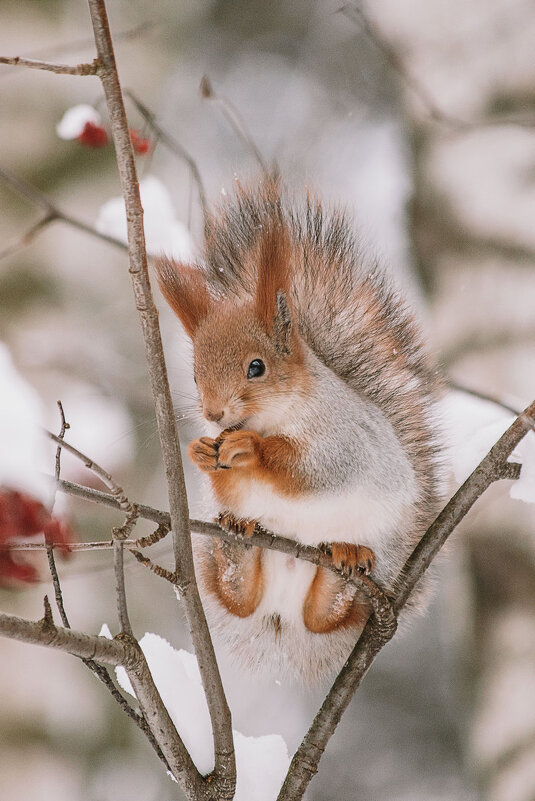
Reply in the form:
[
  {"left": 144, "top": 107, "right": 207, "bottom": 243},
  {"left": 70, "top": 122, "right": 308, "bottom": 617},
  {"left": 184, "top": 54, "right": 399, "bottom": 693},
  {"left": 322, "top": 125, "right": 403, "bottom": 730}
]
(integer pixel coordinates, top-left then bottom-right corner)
[{"left": 156, "top": 224, "right": 308, "bottom": 432}]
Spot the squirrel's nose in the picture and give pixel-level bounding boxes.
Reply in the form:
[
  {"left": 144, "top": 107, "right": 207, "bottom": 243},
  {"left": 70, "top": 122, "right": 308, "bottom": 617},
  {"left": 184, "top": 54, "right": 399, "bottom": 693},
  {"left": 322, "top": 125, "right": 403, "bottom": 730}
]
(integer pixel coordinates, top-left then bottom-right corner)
[{"left": 205, "top": 407, "right": 224, "bottom": 423}]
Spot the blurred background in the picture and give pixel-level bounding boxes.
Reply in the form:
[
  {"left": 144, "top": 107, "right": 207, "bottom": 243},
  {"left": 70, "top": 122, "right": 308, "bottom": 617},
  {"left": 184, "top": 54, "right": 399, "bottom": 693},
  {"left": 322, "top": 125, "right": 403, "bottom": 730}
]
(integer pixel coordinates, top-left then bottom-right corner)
[{"left": 1, "top": 0, "right": 535, "bottom": 799}]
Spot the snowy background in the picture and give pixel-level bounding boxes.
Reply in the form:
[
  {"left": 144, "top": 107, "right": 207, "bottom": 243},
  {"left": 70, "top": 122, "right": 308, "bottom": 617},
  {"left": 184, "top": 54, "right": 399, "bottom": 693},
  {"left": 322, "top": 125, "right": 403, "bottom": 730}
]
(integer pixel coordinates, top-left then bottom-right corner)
[{"left": 1, "top": 1, "right": 535, "bottom": 800}]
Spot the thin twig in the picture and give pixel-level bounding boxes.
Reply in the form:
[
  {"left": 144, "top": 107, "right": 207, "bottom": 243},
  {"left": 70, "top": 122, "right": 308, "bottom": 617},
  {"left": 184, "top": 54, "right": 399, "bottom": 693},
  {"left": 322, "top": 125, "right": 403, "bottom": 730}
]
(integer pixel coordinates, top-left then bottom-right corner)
[
  {"left": 46, "top": 401, "right": 71, "bottom": 627},
  {"left": 112, "top": 508, "right": 139, "bottom": 635},
  {"left": 42, "top": 595, "right": 54, "bottom": 626},
  {"left": 46, "top": 430, "right": 131, "bottom": 510},
  {"left": 0, "top": 166, "right": 128, "bottom": 253},
  {"left": 44, "top": 409, "right": 168, "bottom": 770},
  {"left": 0, "top": 56, "right": 99, "bottom": 76},
  {"left": 447, "top": 379, "right": 522, "bottom": 417},
  {"left": 130, "top": 549, "right": 177, "bottom": 584},
  {"left": 342, "top": 3, "right": 535, "bottom": 130},
  {"left": 19, "top": 21, "right": 156, "bottom": 62},
  {"left": 200, "top": 75, "right": 267, "bottom": 172},
  {"left": 0, "top": 214, "right": 57, "bottom": 262},
  {"left": 113, "top": 538, "right": 132, "bottom": 633},
  {"left": 48, "top": 425, "right": 136, "bottom": 635},
  {"left": 124, "top": 90, "right": 208, "bottom": 221}
]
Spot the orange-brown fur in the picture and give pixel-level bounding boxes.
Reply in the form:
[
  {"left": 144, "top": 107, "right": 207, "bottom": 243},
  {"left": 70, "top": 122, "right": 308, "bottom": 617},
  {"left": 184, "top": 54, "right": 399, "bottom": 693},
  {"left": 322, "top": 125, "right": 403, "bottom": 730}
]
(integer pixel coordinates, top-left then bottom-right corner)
[
  {"left": 303, "top": 567, "right": 371, "bottom": 634},
  {"left": 203, "top": 539, "right": 264, "bottom": 619},
  {"left": 156, "top": 179, "right": 442, "bottom": 678}
]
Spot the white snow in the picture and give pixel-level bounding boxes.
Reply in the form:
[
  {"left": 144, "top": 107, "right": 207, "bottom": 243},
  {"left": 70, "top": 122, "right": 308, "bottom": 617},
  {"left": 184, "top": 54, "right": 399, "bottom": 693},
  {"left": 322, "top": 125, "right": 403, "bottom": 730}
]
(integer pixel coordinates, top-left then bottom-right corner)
[
  {"left": 0, "top": 342, "right": 50, "bottom": 502},
  {"left": 56, "top": 104, "right": 102, "bottom": 140},
  {"left": 443, "top": 391, "right": 535, "bottom": 504},
  {"left": 233, "top": 730, "right": 290, "bottom": 801},
  {"left": 96, "top": 176, "right": 194, "bottom": 261},
  {"left": 510, "top": 431, "right": 535, "bottom": 504},
  {"left": 112, "top": 631, "right": 290, "bottom": 798}
]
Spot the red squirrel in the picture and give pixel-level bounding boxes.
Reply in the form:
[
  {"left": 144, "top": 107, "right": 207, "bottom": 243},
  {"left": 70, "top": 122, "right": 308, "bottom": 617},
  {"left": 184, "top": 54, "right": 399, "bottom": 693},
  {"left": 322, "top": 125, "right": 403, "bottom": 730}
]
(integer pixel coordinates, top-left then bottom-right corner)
[{"left": 156, "top": 180, "right": 442, "bottom": 683}]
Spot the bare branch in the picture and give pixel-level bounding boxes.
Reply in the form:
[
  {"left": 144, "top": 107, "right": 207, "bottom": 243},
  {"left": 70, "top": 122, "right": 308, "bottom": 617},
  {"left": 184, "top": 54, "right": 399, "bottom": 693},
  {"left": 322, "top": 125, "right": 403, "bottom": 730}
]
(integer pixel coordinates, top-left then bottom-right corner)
[
  {"left": 46, "top": 402, "right": 71, "bottom": 625},
  {"left": 0, "top": 611, "right": 138, "bottom": 666},
  {"left": 46, "top": 430, "right": 132, "bottom": 511},
  {"left": 393, "top": 400, "right": 534, "bottom": 612},
  {"left": 0, "top": 610, "right": 203, "bottom": 794},
  {"left": 124, "top": 90, "right": 208, "bottom": 221},
  {"left": 500, "top": 462, "right": 522, "bottom": 480},
  {"left": 342, "top": 3, "right": 535, "bottom": 130},
  {"left": 0, "top": 166, "right": 128, "bottom": 253},
  {"left": 0, "top": 214, "right": 57, "bottom": 262},
  {"left": 112, "top": 508, "right": 140, "bottom": 635},
  {"left": 44, "top": 407, "right": 169, "bottom": 770},
  {"left": 19, "top": 21, "right": 156, "bottom": 62},
  {"left": 446, "top": 379, "right": 522, "bottom": 416},
  {"left": 87, "top": 1, "right": 235, "bottom": 794},
  {"left": 200, "top": 75, "right": 267, "bottom": 172},
  {"left": 0, "top": 55, "right": 99, "bottom": 76},
  {"left": 277, "top": 399, "right": 535, "bottom": 800},
  {"left": 56, "top": 477, "right": 169, "bottom": 525},
  {"left": 42, "top": 594, "right": 54, "bottom": 626},
  {"left": 130, "top": 549, "right": 177, "bottom": 584}
]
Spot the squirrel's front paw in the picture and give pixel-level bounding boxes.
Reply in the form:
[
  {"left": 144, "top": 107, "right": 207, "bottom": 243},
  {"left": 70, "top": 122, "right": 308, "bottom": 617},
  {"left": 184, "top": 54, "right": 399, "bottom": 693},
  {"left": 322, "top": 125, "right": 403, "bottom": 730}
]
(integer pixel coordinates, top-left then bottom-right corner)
[
  {"left": 216, "top": 429, "right": 261, "bottom": 469},
  {"left": 319, "top": 542, "right": 376, "bottom": 578},
  {"left": 189, "top": 436, "right": 219, "bottom": 472}
]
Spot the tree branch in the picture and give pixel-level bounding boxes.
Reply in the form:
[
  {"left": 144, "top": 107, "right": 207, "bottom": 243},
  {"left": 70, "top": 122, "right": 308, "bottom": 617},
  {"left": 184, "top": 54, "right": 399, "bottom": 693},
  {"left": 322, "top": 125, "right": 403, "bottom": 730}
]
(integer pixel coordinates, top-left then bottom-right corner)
[
  {"left": 199, "top": 75, "right": 267, "bottom": 173},
  {"left": 0, "top": 610, "right": 204, "bottom": 794},
  {"left": 393, "top": 400, "right": 534, "bottom": 613},
  {"left": 46, "top": 431, "right": 132, "bottom": 511},
  {"left": 0, "top": 213, "right": 57, "bottom": 262},
  {"left": 124, "top": 90, "right": 208, "bottom": 221},
  {"left": 45, "top": 406, "right": 170, "bottom": 772},
  {"left": 446, "top": 379, "right": 522, "bottom": 416},
  {"left": 0, "top": 56, "right": 99, "bottom": 75},
  {"left": 0, "top": 611, "right": 138, "bottom": 665},
  {"left": 0, "top": 166, "right": 128, "bottom": 253},
  {"left": 342, "top": 3, "right": 535, "bottom": 130},
  {"left": 277, "top": 399, "right": 535, "bottom": 800},
  {"left": 86, "top": 2, "right": 235, "bottom": 796},
  {"left": 29, "top": 476, "right": 393, "bottom": 617}
]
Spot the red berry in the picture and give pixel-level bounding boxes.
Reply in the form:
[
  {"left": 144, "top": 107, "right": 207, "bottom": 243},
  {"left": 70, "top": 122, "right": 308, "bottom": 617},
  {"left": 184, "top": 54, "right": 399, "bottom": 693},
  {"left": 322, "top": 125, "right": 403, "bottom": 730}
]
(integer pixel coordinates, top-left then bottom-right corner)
[
  {"left": 0, "top": 488, "right": 73, "bottom": 586},
  {"left": 77, "top": 121, "right": 109, "bottom": 148},
  {"left": 130, "top": 129, "right": 151, "bottom": 155}
]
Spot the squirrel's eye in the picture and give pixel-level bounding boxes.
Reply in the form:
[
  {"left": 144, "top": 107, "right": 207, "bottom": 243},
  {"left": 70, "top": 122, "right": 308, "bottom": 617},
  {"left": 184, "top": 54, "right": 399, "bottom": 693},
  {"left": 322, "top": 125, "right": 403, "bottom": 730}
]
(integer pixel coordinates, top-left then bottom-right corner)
[{"left": 247, "top": 359, "right": 265, "bottom": 379}]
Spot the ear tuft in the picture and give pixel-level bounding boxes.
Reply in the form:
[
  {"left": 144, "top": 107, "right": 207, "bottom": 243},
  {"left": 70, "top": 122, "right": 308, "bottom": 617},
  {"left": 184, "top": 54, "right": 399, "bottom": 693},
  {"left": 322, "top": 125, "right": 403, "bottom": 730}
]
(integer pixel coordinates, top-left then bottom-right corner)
[
  {"left": 273, "top": 291, "right": 292, "bottom": 354},
  {"left": 155, "top": 257, "right": 210, "bottom": 338},
  {"left": 255, "top": 222, "right": 292, "bottom": 350}
]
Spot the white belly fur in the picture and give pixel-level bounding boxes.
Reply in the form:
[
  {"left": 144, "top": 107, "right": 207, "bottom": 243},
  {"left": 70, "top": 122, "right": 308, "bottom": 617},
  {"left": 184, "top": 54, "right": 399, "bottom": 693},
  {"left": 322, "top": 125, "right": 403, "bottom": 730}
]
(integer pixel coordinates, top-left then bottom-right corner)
[{"left": 229, "top": 477, "right": 415, "bottom": 621}]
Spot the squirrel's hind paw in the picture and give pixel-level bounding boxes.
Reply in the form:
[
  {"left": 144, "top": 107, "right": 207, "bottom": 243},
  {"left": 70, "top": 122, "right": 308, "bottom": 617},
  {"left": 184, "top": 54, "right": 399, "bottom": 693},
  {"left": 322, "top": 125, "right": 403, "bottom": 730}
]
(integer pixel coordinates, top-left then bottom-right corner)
[
  {"left": 319, "top": 541, "right": 376, "bottom": 577},
  {"left": 217, "top": 511, "right": 257, "bottom": 538}
]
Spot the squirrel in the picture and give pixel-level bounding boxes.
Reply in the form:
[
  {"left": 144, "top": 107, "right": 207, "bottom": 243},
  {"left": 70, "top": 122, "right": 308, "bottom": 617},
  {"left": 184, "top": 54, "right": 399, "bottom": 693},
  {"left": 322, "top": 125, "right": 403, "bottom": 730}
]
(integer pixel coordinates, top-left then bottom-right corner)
[{"left": 156, "top": 179, "right": 442, "bottom": 683}]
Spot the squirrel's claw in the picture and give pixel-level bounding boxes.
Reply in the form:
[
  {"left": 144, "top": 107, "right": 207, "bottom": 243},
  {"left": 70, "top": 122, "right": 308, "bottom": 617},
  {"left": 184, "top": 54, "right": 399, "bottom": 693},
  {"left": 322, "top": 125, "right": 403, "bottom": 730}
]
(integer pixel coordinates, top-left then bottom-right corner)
[
  {"left": 319, "top": 541, "right": 376, "bottom": 577},
  {"left": 217, "top": 512, "right": 257, "bottom": 538},
  {"left": 189, "top": 437, "right": 219, "bottom": 472}
]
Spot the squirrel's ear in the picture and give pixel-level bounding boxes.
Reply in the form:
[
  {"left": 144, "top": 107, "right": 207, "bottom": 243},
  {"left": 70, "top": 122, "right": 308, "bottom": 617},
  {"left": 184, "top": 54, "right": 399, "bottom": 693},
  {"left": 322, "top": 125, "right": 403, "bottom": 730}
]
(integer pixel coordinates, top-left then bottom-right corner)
[
  {"left": 273, "top": 291, "right": 292, "bottom": 354},
  {"left": 255, "top": 223, "right": 292, "bottom": 352},
  {"left": 155, "top": 257, "right": 210, "bottom": 338}
]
